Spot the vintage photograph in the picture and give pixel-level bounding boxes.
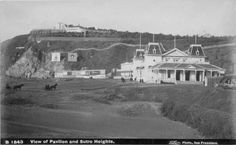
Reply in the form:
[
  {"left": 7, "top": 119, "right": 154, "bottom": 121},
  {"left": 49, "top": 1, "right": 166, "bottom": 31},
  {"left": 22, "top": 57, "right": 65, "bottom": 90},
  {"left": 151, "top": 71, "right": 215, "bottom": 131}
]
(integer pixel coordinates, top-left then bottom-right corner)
[{"left": 0, "top": 0, "right": 236, "bottom": 143}]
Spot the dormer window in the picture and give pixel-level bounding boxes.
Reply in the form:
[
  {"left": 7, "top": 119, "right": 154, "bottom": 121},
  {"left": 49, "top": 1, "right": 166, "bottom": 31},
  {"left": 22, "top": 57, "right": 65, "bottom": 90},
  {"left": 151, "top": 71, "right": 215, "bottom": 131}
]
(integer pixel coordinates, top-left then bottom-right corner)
[
  {"left": 196, "top": 49, "right": 199, "bottom": 56},
  {"left": 189, "top": 45, "right": 205, "bottom": 56},
  {"left": 153, "top": 48, "right": 156, "bottom": 54}
]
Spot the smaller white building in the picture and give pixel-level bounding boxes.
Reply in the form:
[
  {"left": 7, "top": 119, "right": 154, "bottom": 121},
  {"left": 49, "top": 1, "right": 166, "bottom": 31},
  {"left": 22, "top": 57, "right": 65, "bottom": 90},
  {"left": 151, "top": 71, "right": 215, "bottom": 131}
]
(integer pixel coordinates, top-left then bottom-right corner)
[
  {"left": 55, "top": 69, "right": 106, "bottom": 79},
  {"left": 55, "top": 23, "right": 86, "bottom": 33}
]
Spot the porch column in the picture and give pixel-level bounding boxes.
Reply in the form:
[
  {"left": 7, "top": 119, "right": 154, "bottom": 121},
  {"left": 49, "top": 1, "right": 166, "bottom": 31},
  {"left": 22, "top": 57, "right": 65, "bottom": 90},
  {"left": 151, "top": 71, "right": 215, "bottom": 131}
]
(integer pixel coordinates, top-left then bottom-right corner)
[
  {"left": 203, "top": 70, "right": 205, "bottom": 81},
  {"left": 174, "top": 69, "right": 177, "bottom": 84},
  {"left": 183, "top": 70, "right": 185, "bottom": 81},
  {"left": 165, "top": 69, "right": 167, "bottom": 79},
  {"left": 140, "top": 69, "right": 142, "bottom": 79},
  {"left": 200, "top": 71, "right": 203, "bottom": 81}
]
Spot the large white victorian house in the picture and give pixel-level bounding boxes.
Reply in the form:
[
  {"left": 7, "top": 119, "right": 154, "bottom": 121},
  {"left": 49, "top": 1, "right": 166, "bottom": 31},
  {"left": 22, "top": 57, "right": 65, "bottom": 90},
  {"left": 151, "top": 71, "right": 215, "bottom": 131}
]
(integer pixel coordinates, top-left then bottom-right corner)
[{"left": 118, "top": 42, "right": 225, "bottom": 84}]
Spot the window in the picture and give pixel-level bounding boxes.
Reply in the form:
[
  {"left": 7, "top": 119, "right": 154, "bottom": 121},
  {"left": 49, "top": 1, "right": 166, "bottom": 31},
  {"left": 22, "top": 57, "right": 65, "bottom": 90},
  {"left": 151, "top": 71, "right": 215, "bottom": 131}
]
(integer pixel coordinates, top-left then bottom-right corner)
[
  {"left": 153, "top": 48, "right": 156, "bottom": 54},
  {"left": 67, "top": 72, "right": 72, "bottom": 75},
  {"left": 196, "top": 49, "right": 199, "bottom": 55},
  {"left": 140, "top": 53, "right": 144, "bottom": 58},
  {"left": 153, "top": 59, "right": 155, "bottom": 62},
  {"left": 168, "top": 70, "right": 171, "bottom": 78}
]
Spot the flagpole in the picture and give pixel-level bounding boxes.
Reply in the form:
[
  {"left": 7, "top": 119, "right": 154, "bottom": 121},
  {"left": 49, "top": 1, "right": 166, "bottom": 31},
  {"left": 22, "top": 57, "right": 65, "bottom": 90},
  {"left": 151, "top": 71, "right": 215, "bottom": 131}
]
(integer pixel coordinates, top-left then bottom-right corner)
[
  {"left": 140, "top": 33, "right": 142, "bottom": 49},
  {"left": 174, "top": 36, "right": 176, "bottom": 48}
]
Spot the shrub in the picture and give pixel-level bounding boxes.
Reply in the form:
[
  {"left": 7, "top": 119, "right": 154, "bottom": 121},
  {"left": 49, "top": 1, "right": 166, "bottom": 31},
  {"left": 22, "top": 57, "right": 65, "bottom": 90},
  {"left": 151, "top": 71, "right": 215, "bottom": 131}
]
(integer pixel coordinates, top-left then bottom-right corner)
[
  {"left": 198, "top": 110, "right": 233, "bottom": 138},
  {"left": 161, "top": 100, "right": 175, "bottom": 117},
  {"left": 161, "top": 100, "right": 234, "bottom": 139}
]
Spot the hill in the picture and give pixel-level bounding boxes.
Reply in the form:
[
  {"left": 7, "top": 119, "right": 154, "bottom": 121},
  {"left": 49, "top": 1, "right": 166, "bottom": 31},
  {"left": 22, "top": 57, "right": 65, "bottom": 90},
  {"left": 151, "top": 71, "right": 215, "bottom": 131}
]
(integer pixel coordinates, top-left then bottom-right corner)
[
  {"left": 1, "top": 31, "right": 236, "bottom": 78},
  {"left": 205, "top": 45, "right": 236, "bottom": 74}
]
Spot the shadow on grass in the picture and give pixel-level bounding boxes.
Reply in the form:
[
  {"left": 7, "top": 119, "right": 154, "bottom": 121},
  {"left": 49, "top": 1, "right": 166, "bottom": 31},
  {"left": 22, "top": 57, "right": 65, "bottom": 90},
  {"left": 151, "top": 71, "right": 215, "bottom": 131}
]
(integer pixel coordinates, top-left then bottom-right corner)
[
  {"left": 1, "top": 97, "right": 35, "bottom": 106},
  {"left": 1, "top": 96, "right": 58, "bottom": 109}
]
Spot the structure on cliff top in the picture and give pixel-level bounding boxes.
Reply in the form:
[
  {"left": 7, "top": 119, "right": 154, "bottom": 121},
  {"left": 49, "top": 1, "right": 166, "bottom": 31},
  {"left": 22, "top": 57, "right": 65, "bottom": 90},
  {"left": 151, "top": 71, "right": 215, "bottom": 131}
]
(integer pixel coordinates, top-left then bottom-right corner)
[{"left": 54, "top": 23, "right": 111, "bottom": 34}]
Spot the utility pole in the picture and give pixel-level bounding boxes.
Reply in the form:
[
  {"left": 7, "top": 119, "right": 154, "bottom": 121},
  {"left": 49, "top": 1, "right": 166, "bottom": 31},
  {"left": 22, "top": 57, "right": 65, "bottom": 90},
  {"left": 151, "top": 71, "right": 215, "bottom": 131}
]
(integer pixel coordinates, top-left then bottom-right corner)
[
  {"left": 195, "top": 35, "right": 197, "bottom": 44},
  {"left": 174, "top": 35, "right": 176, "bottom": 48},
  {"left": 139, "top": 33, "right": 141, "bottom": 49}
]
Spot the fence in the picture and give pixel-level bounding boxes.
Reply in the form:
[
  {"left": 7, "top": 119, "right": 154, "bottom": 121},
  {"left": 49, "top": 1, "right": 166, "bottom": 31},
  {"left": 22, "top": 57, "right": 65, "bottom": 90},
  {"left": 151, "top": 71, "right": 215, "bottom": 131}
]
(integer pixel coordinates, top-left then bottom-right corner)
[{"left": 206, "top": 76, "right": 223, "bottom": 87}]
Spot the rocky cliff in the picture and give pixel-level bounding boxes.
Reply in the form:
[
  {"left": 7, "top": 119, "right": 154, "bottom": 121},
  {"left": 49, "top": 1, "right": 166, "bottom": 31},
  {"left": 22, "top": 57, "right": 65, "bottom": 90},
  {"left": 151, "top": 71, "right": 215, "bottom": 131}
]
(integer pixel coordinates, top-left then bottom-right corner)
[
  {"left": 5, "top": 46, "right": 65, "bottom": 79},
  {"left": 6, "top": 47, "right": 39, "bottom": 78}
]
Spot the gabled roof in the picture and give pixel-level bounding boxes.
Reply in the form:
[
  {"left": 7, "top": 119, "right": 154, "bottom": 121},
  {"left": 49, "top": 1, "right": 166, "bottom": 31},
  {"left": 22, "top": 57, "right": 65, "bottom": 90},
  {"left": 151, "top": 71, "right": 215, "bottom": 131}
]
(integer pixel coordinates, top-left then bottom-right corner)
[{"left": 162, "top": 48, "right": 188, "bottom": 57}]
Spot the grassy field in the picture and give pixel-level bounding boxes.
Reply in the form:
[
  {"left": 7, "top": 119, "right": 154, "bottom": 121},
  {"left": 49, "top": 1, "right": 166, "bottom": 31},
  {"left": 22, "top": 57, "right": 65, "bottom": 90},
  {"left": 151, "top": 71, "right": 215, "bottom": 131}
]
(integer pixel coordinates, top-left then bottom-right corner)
[
  {"left": 1, "top": 78, "right": 202, "bottom": 138},
  {"left": 1, "top": 78, "right": 235, "bottom": 138}
]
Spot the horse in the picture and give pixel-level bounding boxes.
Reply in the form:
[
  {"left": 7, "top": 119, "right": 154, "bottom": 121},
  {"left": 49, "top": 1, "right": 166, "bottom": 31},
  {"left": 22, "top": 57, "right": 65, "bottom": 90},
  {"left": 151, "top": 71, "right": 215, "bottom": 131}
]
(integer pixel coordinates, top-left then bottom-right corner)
[
  {"left": 45, "top": 83, "right": 57, "bottom": 91},
  {"left": 13, "top": 84, "right": 24, "bottom": 90},
  {"left": 50, "top": 83, "right": 58, "bottom": 90}
]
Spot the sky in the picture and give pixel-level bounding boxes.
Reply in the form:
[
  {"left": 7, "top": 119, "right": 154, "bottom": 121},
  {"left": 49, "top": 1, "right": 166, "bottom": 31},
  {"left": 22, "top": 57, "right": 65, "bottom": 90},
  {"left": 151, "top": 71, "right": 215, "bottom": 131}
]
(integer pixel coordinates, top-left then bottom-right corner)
[{"left": 0, "top": 0, "right": 236, "bottom": 41}]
